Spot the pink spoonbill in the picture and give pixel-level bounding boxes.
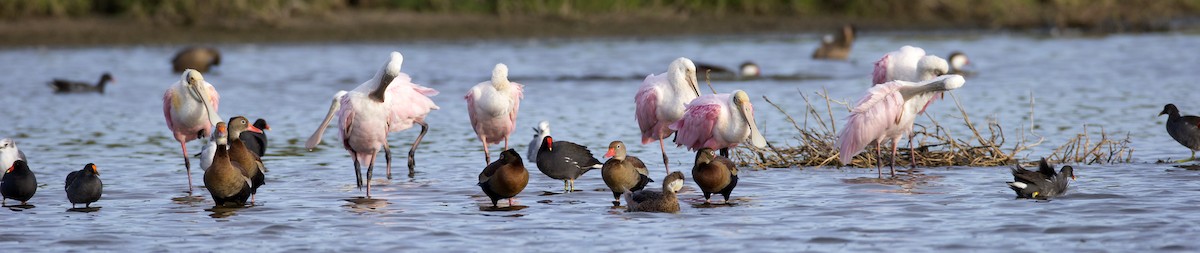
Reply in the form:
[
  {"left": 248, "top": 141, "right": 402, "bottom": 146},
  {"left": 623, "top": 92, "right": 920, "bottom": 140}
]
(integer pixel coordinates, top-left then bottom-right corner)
[
  {"left": 837, "top": 75, "right": 965, "bottom": 177},
  {"left": 635, "top": 57, "right": 700, "bottom": 172},
  {"left": 670, "top": 90, "right": 767, "bottom": 157},
  {"left": 163, "top": 69, "right": 222, "bottom": 194},
  {"left": 305, "top": 51, "right": 440, "bottom": 197},
  {"left": 868, "top": 46, "right": 950, "bottom": 171},
  {"left": 465, "top": 63, "right": 524, "bottom": 164}
]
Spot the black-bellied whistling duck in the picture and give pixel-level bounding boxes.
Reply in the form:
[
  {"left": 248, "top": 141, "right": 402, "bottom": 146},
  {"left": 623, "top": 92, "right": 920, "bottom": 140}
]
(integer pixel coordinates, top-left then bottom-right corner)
[
  {"left": 625, "top": 171, "right": 685, "bottom": 213},
  {"left": 601, "top": 141, "right": 653, "bottom": 205}
]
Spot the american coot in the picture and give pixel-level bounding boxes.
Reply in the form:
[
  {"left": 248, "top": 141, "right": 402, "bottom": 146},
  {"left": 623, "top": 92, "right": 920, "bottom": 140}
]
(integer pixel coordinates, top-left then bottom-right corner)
[
  {"left": 304, "top": 51, "right": 440, "bottom": 197},
  {"left": 50, "top": 73, "right": 115, "bottom": 94},
  {"left": 601, "top": 141, "right": 653, "bottom": 205},
  {"left": 670, "top": 90, "right": 768, "bottom": 158},
  {"left": 203, "top": 123, "right": 252, "bottom": 207},
  {"left": 1159, "top": 104, "right": 1200, "bottom": 162},
  {"left": 172, "top": 47, "right": 221, "bottom": 73},
  {"left": 65, "top": 163, "right": 103, "bottom": 208},
  {"left": 812, "top": 24, "right": 856, "bottom": 60},
  {"left": 465, "top": 63, "right": 524, "bottom": 164},
  {"left": 162, "top": 69, "right": 222, "bottom": 194},
  {"left": 1006, "top": 158, "right": 1076, "bottom": 200},
  {"left": 478, "top": 149, "right": 528, "bottom": 207},
  {"left": 535, "top": 136, "right": 602, "bottom": 193},
  {"left": 692, "top": 148, "right": 738, "bottom": 204},
  {"left": 837, "top": 75, "right": 966, "bottom": 177},
  {"left": 635, "top": 57, "right": 701, "bottom": 173},
  {"left": 625, "top": 171, "right": 686, "bottom": 213}
]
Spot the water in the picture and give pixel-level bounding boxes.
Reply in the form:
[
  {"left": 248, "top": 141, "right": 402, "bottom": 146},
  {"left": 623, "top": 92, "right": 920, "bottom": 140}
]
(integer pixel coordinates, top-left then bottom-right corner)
[{"left": 2, "top": 32, "right": 1200, "bottom": 251}]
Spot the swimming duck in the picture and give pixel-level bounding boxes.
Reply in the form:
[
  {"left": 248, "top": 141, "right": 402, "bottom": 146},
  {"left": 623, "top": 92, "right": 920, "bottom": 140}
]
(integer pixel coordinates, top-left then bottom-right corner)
[
  {"left": 625, "top": 171, "right": 685, "bottom": 213},
  {"left": 812, "top": 24, "right": 856, "bottom": 60},
  {"left": 1006, "top": 158, "right": 1076, "bottom": 200},
  {"left": 536, "top": 136, "right": 602, "bottom": 192},
  {"left": 947, "top": 51, "right": 970, "bottom": 75},
  {"left": 49, "top": 72, "right": 115, "bottom": 94},
  {"left": 1160, "top": 104, "right": 1200, "bottom": 162},
  {"left": 695, "top": 62, "right": 761, "bottom": 80},
  {"left": 203, "top": 122, "right": 252, "bottom": 207},
  {"left": 172, "top": 47, "right": 221, "bottom": 73},
  {"left": 1, "top": 160, "right": 37, "bottom": 206},
  {"left": 65, "top": 163, "right": 103, "bottom": 208},
  {"left": 478, "top": 149, "right": 528, "bottom": 207},
  {"left": 601, "top": 141, "right": 653, "bottom": 204},
  {"left": 692, "top": 148, "right": 738, "bottom": 204}
]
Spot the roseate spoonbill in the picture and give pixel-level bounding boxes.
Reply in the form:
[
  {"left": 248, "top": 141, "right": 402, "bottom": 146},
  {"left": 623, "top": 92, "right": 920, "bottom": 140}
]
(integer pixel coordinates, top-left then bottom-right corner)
[
  {"left": 836, "top": 75, "right": 965, "bottom": 177},
  {"left": 305, "top": 51, "right": 440, "bottom": 197},
  {"left": 50, "top": 73, "right": 114, "bottom": 94},
  {"left": 812, "top": 24, "right": 856, "bottom": 60},
  {"left": 477, "top": 149, "right": 528, "bottom": 208},
  {"left": 635, "top": 57, "right": 700, "bottom": 172},
  {"left": 669, "top": 90, "right": 768, "bottom": 157},
  {"left": 536, "top": 136, "right": 602, "bottom": 192},
  {"left": 466, "top": 63, "right": 524, "bottom": 164},
  {"left": 1159, "top": 104, "right": 1200, "bottom": 162},
  {"left": 870, "top": 46, "right": 950, "bottom": 171},
  {"left": 204, "top": 122, "right": 252, "bottom": 207},
  {"left": 526, "top": 121, "right": 550, "bottom": 162},
  {"left": 948, "top": 51, "right": 970, "bottom": 75},
  {"left": 226, "top": 116, "right": 266, "bottom": 203},
  {"left": 692, "top": 148, "right": 738, "bottom": 204},
  {"left": 173, "top": 47, "right": 221, "bottom": 73},
  {"left": 2, "top": 160, "right": 36, "bottom": 206},
  {"left": 601, "top": 141, "right": 653, "bottom": 205},
  {"left": 1006, "top": 158, "right": 1075, "bottom": 200},
  {"left": 65, "top": 163, "right": 102, "bottom": 208},
  {"left": 0, "top": 138, "right": 27, "bottom": 179},
  {"left": 163, "top": 69, "right": 222, "bottom": 194},
  {"left": 624, "top": 171, "right": 684, "bottom": 213}
]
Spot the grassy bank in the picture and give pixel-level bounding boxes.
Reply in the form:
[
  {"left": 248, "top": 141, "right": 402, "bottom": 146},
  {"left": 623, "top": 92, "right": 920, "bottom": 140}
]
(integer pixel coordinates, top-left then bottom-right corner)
[{"left": 2, "top": 0, "right": 1199, "bottom": 46}]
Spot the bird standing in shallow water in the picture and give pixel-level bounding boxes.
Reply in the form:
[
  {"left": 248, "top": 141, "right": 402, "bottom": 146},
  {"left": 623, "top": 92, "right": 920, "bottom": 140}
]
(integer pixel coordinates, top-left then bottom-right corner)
[
  {"left": 692, "top": 148, "right": 738, "bottom": 204},
  {"left": 625, "top": 171, "right": 685, "bottom": 213},
  {"left": 305, "top": 51, "right": 440, "bottom": 197},
  {"left": 635, "top": 57, "right": 701, "bottom": 172},
  {"left": 204, "top": 123, "right": 252, "bottom": 207},
  {"left": 65, "top": 163, "right": 103, "bottom": 208},
  {"left": 837, "top": 75, "right": 965, "bottom": 178},
  {"left": 49, "top": 73, "right": 115, "bottom": 94},
  {"left": 670, "top": 90, "right": 768, "bottom": 158},
  {"left": 226, "top": 116, "right": 266, "bottom": 204},
  {"left": 163, "top": 69, "right": 222, "bottom": 194},
  {"left": 478, "top": 149, "right": 528, "bottom": 208},
  {"left": 1159, "top": 104, "right": 1200, "bottom": 163},
  {"left": 2, "top": 160, "right": 37, "bottom": 206},
  {"left": 527, "top": 121, "right": 550, "bottom": 162},
  {"left": 601, "top": 141, "right": 653, "bottom": 205},
  {"left": 536, "top": 136, "right": 602, "bottom": 192},
  {"left": 466, "top": 63, "right": 524, "bottom": 165},
  {"left": 0, "top": 138, "right": 27, "bottom": 180}
]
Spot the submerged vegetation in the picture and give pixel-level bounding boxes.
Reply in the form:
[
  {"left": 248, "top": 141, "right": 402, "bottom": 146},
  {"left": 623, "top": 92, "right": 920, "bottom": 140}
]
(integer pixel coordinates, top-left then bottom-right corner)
[{"left": 732, "top": 90, "right": 1134, "bottom": 169}]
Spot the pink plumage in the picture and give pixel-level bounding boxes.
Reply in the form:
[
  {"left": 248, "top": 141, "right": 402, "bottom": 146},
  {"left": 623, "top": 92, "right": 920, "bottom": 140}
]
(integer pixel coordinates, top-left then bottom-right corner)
[
  {"left": 162, "top": 69, "right": 221, "bottom": 193},
  {"left": 465, "top": 63, "right": 524, "bottom": 163},
  {"left": 670, "top": 91, "right": 767, "bottom": 152},
  {"left": 635, "top": 76, "right": 672, "bottom": 144},
  {"left": 836, "top": 82, "right": 906, "bottom": 165}
]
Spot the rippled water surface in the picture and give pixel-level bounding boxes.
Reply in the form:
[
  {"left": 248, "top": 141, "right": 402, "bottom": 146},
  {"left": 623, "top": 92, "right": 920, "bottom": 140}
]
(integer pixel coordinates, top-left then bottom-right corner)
[{"left": 2, "top": 33, "right": 1200, "bottom": 251}]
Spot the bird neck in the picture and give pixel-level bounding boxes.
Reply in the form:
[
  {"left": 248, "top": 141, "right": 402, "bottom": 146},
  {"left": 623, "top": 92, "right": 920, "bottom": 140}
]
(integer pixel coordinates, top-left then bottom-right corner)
[{"left": 369, "top": 72, "right": 394, "bottom": 103}]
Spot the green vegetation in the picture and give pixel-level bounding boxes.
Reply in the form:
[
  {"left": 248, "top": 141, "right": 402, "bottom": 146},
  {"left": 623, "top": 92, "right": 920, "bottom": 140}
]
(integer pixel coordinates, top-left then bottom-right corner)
[{"left": 4, "top": 0, "right": 1200, "bottom": 31}]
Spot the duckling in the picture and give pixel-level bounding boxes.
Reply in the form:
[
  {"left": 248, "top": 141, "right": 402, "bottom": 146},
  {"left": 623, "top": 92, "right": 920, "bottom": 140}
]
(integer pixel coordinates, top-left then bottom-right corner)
[
  {"left": 65, "top": 163, "right": 103, "bottom": 208},
  {"left": 478, "top": 149, "right": 529, "bottom": 207},
  {"left": 692, "top": 148, "right": 738, "bottom": 204},
  {"left": 625, "top": 171, "right": 685, "bottom": 213}
]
